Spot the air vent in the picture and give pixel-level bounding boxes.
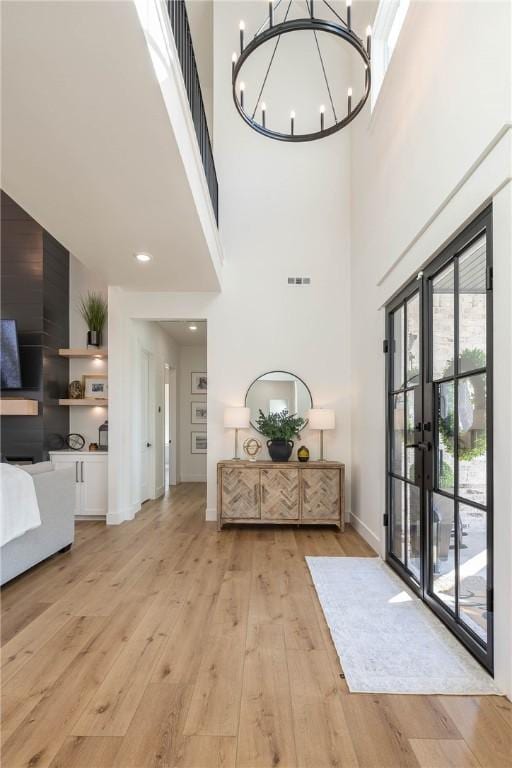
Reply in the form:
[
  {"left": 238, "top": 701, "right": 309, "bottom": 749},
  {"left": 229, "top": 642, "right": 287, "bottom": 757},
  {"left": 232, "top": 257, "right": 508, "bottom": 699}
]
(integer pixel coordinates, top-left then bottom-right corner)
[{"left": 288, "top": 277, "right": 311, "bottom": 285}]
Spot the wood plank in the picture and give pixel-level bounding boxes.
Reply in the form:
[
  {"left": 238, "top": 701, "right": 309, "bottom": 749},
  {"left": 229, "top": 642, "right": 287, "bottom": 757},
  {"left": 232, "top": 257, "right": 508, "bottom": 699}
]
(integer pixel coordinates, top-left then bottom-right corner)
[
  {"left": 71, "top": 599, "right": 182, "bottom": 736},
  {"left": 287, "top": 649, "right": 359, "bottom": 767},
  {"left": 384, "top": 695, "right": 462, "bottom": 740},
  {"left": 440, "top": 696, "right": 512, "bottom": 768},
  {"left": 112, "top": 683, "right": 192, "bottom": 767},
  {"left": 237, "top": 647, "right": 297, "bottom": 768},
  {"left": 409, "top": 739, "right": 482, "bottom": 768},
  {"left": 174, "top": 735, "right": 237, "bottom": 767},
  {"left": 49, "top": 736, "right": 122, "bottom": 768},
  {"left": 341, "top": 694, "right": 421, "bottom": 767}
]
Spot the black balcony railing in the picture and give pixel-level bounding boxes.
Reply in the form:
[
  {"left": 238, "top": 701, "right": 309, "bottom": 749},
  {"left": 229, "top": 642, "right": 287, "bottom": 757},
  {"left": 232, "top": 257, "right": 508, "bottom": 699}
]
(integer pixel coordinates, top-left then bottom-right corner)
[{"left": 167, "top": 0, "right": 218, "bottom": 223}]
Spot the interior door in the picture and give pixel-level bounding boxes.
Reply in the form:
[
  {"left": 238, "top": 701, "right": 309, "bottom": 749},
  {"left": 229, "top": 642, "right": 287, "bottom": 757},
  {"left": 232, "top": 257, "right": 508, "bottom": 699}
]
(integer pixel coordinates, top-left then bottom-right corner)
[
  {"left": 140, "top": 349, "right": 151, "bottom": 503},
  {"left": 385, "top": 206, "right": 493, "bottom": 673}
]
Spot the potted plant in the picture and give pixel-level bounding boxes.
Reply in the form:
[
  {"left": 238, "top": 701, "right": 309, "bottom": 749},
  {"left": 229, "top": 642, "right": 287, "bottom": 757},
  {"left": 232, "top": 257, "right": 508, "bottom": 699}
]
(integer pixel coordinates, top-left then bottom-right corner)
[
  {"left": 80, "top": 292, "right": 108, "bottom": 347},
  {"left": 256, "top": 409, "right": 306, "bottom": 462}
]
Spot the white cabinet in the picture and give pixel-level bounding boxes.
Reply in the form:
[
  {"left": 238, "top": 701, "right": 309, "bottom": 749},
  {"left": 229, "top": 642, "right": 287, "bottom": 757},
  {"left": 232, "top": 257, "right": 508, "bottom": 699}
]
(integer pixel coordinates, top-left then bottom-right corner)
[{"left": 49, "top": 452, "right": 108, "bottom": 518}]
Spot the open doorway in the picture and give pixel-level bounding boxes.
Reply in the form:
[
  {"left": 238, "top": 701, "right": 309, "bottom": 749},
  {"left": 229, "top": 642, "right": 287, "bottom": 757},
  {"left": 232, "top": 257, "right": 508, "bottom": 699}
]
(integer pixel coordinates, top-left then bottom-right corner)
[
  {"left": 159, "top": 321, "right": 207, "bottom": 487},
  {"left": 132, "top": 319, "right": 206, "bottom": 505}
]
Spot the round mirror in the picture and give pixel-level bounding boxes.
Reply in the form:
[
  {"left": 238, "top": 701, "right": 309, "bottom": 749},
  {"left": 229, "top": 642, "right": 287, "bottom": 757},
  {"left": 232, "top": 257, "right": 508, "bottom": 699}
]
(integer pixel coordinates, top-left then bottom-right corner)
[{"left": 245, "top": 371, "right": 313, "bottom": 432}]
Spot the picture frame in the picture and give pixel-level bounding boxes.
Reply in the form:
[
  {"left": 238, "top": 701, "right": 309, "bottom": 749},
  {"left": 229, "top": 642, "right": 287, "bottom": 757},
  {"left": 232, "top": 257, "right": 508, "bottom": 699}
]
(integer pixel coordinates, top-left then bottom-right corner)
[
  {"left": 191, "top": 431, "right": 207, "bottom": 454},
  {"left": 82, "top": 374, "right": 108, "bottom": 399},
  {"left": 191, "top": 401, "right": 207, "bottom": 424},
  {"left": 191, "top": 372, "right": 207, "bottom": 394}
]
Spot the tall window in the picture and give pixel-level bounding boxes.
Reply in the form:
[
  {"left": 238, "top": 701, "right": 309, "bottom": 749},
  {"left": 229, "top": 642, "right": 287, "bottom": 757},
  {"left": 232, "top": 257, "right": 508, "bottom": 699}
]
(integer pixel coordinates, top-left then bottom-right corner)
[{"left": 371, "top": 0, "right": 410, "bottom": 110}]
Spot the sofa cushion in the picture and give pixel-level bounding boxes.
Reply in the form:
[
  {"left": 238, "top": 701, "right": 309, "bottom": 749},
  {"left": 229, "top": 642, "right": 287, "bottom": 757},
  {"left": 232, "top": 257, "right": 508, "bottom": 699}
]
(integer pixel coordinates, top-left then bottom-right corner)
[{"left": 20, "top": 461, "right": 55, "bottom": 476}]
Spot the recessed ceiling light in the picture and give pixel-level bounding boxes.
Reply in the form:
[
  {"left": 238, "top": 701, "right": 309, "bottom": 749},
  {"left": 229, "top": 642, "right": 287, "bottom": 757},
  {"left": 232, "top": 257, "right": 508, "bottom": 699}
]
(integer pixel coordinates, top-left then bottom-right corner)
[
  {"left": 135, "top": 252, "right": 152, "bottom": 263},
  {"left": 189, "top": 324, "right": 198, "bottom": 331}
]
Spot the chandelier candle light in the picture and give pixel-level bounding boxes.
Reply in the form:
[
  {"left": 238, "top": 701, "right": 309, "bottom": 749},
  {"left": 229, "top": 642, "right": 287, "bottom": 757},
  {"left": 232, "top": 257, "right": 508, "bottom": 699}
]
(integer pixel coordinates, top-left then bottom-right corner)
[{"left": 231, "top": 0, "right": 371, "bottom": 142}]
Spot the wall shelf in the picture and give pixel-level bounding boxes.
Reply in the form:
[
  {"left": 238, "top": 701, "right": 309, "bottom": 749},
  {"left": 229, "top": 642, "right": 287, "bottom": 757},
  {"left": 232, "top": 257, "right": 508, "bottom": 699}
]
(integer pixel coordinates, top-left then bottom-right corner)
[
  {"left": 59, "top": 399, "right": 108, "bottom": 407},
  {"left": 59, "top": 348, "right": 108, "bottom": 359},
  {"left": 0, "top": 399, "right": 39, "bottom": 416}
]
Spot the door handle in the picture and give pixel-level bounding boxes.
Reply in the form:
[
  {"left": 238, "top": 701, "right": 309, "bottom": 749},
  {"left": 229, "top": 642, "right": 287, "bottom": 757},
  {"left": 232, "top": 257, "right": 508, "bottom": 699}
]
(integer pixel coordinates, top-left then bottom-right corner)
[
  {"left": 81, "top": 461, "right": 84, "bottom": 482},
  {"left": 406, "top": 442, "right": 431, "bottom": 451},
  {"left": 147, "top": 442, "right": 152, "bottom": 448},
  {"left": 75, "top": 461, "right": 79, "bottom": 482}
]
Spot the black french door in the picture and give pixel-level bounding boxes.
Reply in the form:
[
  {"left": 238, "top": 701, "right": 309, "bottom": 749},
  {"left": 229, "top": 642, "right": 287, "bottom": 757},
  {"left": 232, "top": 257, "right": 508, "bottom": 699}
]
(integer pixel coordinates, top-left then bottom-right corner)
[{"left": 385, "top": 206, "right": 493, "bottom": 672}]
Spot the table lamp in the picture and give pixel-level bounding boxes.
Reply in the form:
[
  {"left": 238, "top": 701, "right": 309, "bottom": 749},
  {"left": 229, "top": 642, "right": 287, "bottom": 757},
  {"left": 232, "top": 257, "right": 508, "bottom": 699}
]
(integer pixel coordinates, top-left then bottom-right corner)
[
  {"left": 307, "top": 408, "right": 335, "bottom": 461},
  {"left": 224, "top": 406, "right": 250, "bottom": 459}
]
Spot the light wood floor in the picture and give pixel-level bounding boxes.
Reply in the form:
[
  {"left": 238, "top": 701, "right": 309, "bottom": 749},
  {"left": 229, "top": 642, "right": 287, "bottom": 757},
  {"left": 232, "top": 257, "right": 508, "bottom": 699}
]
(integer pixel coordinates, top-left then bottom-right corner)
[{"left": 1, "top": 484, "right": 511, "bottom": 768}]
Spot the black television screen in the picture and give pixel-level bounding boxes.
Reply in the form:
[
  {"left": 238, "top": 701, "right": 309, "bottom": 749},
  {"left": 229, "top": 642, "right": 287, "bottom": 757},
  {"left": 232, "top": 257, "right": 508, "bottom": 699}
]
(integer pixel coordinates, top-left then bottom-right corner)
[{"left": 1, "top": 320, "right": 23, "bottom": 389}]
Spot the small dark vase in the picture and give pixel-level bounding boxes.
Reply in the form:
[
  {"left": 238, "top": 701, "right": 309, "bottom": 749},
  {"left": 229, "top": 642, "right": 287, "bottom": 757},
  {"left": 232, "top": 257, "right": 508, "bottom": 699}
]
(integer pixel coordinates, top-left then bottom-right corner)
[
  {"left": 87, "top": 330, "right": 101, "bottom": 347},
  {"left": 267, "top": 439, "right": 294, "bottom": 462}
]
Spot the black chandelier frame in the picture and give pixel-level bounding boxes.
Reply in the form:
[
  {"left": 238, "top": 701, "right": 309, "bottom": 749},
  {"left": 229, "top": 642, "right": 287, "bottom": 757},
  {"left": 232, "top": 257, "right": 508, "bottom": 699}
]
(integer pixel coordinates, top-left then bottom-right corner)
[{"left": 232, "top": 9, "right": 372, "bottom": 143}]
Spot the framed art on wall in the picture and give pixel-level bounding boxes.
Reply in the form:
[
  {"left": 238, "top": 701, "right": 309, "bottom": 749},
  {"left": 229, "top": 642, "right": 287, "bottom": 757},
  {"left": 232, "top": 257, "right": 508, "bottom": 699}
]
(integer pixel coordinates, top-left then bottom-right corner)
[
  {"left": 191, "top": 372, "right": 207, "bottom": 394},
  {"left": 191, "top": 431, "right": 207, "bottom": 454},
  {"left": 191, "top": 401, "right": 207, "bottom": 424},
  {"left": 82, "top": 374, "right": 108, "bottom": 399}
]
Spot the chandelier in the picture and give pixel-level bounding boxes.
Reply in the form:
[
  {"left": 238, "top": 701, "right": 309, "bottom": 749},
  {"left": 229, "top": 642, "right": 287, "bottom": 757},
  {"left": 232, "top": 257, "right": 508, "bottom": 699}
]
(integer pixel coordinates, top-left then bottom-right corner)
[{"left": 231, "top": 0, "right": 371, "bottom": 142}]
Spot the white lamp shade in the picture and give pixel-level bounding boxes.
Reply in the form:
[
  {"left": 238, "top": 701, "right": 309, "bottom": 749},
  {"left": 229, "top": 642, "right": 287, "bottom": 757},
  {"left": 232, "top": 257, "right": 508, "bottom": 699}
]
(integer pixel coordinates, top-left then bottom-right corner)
[
  {"left": 224, "top": 406, "right": 250, "bottom": 429},
  {"left": 307, "top": 408, "right": 335, "bottom": 430}
]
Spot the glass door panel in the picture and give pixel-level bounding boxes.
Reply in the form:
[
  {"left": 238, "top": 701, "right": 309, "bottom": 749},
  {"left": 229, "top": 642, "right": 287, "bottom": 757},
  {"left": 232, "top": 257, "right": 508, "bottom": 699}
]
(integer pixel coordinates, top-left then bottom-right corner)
[
  {"left": 386, "top": 286, "right": 422, "bottom": 585},
  {"left": 386, "top": 206, "right": 493, "bottom": 673}
]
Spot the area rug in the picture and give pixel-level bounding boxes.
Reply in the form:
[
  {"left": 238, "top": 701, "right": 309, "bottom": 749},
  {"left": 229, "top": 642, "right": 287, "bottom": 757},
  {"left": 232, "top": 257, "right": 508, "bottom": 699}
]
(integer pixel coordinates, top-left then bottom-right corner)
[{"left": 306, "top": 556, "right": 501, "bottom": 695}]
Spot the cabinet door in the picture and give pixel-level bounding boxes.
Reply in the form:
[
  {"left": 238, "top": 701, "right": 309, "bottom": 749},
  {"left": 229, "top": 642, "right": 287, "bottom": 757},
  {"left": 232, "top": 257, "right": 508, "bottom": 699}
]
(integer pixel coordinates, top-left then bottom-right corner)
[
  {"left": 261, "top": 468, "right": 299, "bottom": 520},
  {"left": 52, "top": 459, "right": 82, "bottom": 516},
  {"left": 81, "top": 459, "right": 108, "bottom": 516},
  {"left": 301, "top": 469, "right": 340, "bottom": 521},
  {"left": 221, "top": 468, "right": 260, "bottom": 519}
]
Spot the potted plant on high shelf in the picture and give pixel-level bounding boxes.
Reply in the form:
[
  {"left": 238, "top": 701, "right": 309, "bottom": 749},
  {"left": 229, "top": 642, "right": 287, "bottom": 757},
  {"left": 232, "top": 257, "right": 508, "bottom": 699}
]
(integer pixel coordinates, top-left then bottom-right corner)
[
  {"left": 256, "top": 409, "right": 306, "bottom": 462},
  {"left": 80, "top": 292, "right": 107, "bottom": 348}
]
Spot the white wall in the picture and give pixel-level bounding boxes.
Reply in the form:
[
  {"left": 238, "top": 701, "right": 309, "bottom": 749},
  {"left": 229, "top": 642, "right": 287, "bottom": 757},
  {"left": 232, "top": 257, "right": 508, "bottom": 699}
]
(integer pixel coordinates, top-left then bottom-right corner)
[
  {"left": 69, "top": 255, "right": 108, "bottom": 447},
  {"left": 350, "top": 0, "right": 512, "bottom": 696},
  {"left": 179, "top": 345, "right": 207, "bottom": 482},
  {"left": 109, "top": 1, "right": 354, "bottom": 526}
]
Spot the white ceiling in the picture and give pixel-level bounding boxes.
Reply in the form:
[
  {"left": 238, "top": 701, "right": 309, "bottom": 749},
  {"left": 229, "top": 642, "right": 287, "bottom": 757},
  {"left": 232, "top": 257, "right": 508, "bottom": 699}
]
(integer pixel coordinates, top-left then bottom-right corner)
[
  {"left": 1, "top": 0, "right": 220, "bottom": 291},
  {"left": 160, "top": 320, "right": 207, "bottom": 346}
]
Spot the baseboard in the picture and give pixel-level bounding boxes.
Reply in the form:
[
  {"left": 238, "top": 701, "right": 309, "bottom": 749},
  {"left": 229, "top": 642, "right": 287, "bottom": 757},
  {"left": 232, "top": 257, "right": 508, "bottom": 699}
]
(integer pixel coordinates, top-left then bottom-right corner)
[
  {"left": 205, "top": 507, "right": 217, "bottom": 522},
  {"left": 349, "top": 512, "right": 381, "bottom": 552},
  {"left": 107, "top": 502, "right": 140, "bottom": 526}
]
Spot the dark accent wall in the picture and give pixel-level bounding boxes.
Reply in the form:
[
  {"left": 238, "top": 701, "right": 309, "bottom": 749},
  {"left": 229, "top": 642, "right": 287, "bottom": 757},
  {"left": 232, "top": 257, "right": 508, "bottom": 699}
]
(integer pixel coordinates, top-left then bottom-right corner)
[{"left": 1, "top": 191, "right": 69, "bottom": 461}]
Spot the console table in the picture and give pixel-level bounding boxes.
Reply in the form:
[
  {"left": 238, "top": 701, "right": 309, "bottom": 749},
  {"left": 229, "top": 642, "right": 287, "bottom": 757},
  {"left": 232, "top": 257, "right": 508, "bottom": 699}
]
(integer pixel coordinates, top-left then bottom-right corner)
[{"left": 217, "top": 460, "right": 344, "bottom": 531}]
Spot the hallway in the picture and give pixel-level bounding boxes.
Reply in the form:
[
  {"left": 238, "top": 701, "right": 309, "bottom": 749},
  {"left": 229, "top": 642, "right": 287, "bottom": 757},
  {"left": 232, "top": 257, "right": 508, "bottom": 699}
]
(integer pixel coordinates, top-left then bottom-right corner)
[{"left": 1, "top": 485, "right": 510, "bottom": 768}]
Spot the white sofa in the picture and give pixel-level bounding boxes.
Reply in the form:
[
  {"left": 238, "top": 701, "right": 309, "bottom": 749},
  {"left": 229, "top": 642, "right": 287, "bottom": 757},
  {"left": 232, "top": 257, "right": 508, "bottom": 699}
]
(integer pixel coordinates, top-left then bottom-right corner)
[{"left": 1, "top": 462, "right": 75, "bottom": 585}]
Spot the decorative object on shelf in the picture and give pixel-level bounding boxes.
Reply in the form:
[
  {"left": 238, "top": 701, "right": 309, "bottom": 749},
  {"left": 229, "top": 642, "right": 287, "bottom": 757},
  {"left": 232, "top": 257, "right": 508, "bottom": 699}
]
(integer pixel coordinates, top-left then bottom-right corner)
[
  {"left": 191, "top": 401, "right": 207, "bottom": 424},
  {"left": 65, "top": 433, "right": 85, "bottom": 451},
  {"left": 89, "top": 442, "right": 99, "bottom": 452},
  {"left": 82, "top": 374, "right": 108, "bottom": 399},
  {"left": 307, "top": 408, "right": 335, "bottom": 461},
  {"left": 98, "top": 420, "right": 108, "bottom": 451},
  {"left": 224, "top": 407, "right": 250, "bottom": 459},
  {"left": 243, "top": 437, "right": 263, "bottom": 462},
  {"left": 191, "top": 431, "right": 207, "bottom": 454},
  {"left": 231, "top": 0, "right": 371, "bottom": 143},
  {"left": 80, "top": 291, "right": 107, "bottom": 347},
  {"left": 245, "top": 370, "right": 313, "bottom": 430},
  {"left": 256, "top": 409, "right": 306, "bottom": 462},
  {"left": 68, "top": 380, "right": 83, "bottom": 399},
  {"left": 297, "top": 445, "right": 310, "bottom": 462},
  {"left": 191, "top": 372, "right": 207, "bottom": 394}
]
